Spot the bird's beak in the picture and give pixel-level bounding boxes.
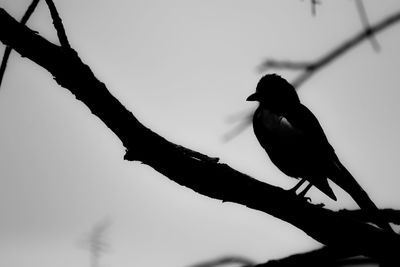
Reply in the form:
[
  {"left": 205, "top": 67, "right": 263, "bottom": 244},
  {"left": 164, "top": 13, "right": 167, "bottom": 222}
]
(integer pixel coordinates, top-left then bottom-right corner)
[{"left": 246, "top": 92, "right": 259, "bottom": 101}]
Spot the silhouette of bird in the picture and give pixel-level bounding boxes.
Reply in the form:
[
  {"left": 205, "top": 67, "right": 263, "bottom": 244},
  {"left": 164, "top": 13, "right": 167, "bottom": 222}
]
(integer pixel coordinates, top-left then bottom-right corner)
[{"left": 247, "top": 73, "right": 392, "bottom": 231}]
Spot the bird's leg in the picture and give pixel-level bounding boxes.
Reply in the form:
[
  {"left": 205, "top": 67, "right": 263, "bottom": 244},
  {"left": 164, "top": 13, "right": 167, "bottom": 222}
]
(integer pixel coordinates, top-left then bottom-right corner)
[
  {"left": 298, "top": 183, "right": 313, "bottom": 199},
  {"left": 289, "top": 178, "right": 306, "bottom": 193},
  {"left": 297, "top": 183, "right": 326, "bottom": 207},
  {"left": 289, "top": 179, "right": 313, "bottom": 202}
]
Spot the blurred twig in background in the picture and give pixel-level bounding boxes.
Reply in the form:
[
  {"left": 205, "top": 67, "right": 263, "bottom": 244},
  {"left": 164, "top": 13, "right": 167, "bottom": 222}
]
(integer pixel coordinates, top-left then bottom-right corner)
[
  {"left": 188, "top": 256, "right": 254, "bottom": 267},
  {"left": 253, "top": 246, "right": 377, "bottom": 267},
  {"left": 355, "top": 0, "right": 381, "bottom": 51},
  {"left": 80, "top": 218, "right": 112, "bottom": 267},
  {"left": 224, "top": 8, "right": 400, "bottom": 142}
]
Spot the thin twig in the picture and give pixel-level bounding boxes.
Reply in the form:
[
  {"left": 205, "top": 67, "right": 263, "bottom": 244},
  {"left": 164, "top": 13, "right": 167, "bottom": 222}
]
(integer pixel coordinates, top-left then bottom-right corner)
[
  {"left": 188, "top": 256, "right": 255, "bottom": 267},
  {"left": 0, "top": 0, "right": 71, "bottom": 90},
  {"left": 311, "top": 0, "right": 321, "bottom": 16},
  {"left": 257, "top": 59, "right": 315, "bottom": 72},
  {"left": 231, "top": 10, "right": 400, "bottom": 142},
  {"left": 44, "top": 0, "right": 71, "bottom": 49},
  {"left": 291, "top": 9, "right": 400, "bottom": 88},
  {"left": 355, "top": 0, "right": 381, "bottom": 51},
  {"left": 258, "top": 10, "right": 400, "bottom": 88},
  {"left": 0, "top": 0, "right": 40, "bottom": 89},
  {"left": 255, "top": 209, "right": 400, "bottom": 265},
  {"left": 223, "top": 114, "right": 252, "bottom": 142}
]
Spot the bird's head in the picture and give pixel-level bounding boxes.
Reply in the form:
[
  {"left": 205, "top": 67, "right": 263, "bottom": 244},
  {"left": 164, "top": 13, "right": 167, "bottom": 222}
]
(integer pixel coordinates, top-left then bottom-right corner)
[{"left": 246, "top": 74, "right": 300, "bottom": 112}]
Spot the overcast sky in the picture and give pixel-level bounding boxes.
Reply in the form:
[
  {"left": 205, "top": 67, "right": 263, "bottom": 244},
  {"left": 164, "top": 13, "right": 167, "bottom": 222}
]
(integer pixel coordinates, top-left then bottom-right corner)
[{"left": 1, "top": 1, "right": 400, "bottom": 267}]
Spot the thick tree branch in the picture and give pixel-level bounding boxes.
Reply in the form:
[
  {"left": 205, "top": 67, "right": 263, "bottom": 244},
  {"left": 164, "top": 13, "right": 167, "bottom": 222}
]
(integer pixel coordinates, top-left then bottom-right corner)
[
  {"left": 0, "top": 7, "right": 399, "bottom": 263},
  {"left": 254, "top": 246, "right": 377, "bottom": 267},
  {"left": 255, "top": 208, "right": 400, "bottom": 266},
  {"left": 339, "top": 208, "right": 400, "bottom": 225}
]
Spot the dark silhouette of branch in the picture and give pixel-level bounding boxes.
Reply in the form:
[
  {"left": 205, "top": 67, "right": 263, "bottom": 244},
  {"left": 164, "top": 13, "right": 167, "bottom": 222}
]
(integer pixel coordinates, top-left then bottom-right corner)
[
  {"left": 191, "top": 215, "right": 399, "bottom": 267},
  {"left": 254, "top": 246, "right": 377, "bottom": 267},
  {"left": 339, "top": 208, "right": 400, "bottom": 225},
  {"left": 355, "top": 0, "right": 380, "bottom": 51},
  {"left": 0, "top": 0, "right": 40, "bottom": 89},
  {"left": 1, "top": 6, "right": 400, "bottom": 264},
  {"left": 43, "top": 0, "right": 71, "bottom": 48},
  {"left": 255, "top": 209, "right": 400, "bottom": 266},
  {"left": 259, "top": 9, "right": 400, "bottom": 88},
  {"left": 187, "top": 256, "right": 254, "bottom": 267}
]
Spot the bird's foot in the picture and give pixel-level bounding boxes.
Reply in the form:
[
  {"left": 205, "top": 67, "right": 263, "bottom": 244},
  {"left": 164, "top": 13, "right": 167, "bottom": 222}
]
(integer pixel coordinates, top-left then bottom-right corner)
[
  {"left": 287, "top": 189, "right": 311, "bottom": 202},
  {"left": 298, "top": 195, "right": 325, "bottom": 207},
  {"left": 297, "top": 189, "right": 310, "bottom": 200}
]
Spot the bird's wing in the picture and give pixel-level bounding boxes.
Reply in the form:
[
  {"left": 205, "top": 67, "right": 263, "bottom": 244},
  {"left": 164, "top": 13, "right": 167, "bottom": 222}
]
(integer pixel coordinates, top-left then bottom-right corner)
[
  {"left": 284, "top": 107, "right": 392, "bottom": 230},
  {"left": 283, "top": 103, "right": 336, "bottom": 158},
  {"left": 283, "top": 104, "right": 338, "bottom": 200}
]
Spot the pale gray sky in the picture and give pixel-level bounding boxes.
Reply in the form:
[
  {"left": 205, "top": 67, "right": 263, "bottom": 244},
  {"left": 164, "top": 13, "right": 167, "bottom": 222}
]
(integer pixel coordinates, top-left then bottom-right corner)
[{"left": 1, "top": 1, "right": 400, "bottom": 266}]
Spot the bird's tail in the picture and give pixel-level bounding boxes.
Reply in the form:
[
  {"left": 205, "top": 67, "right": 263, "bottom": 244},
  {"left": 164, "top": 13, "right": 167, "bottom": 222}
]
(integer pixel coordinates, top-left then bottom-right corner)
[{"left": 330, "top": 159, "right": 393, "bottom": 232}]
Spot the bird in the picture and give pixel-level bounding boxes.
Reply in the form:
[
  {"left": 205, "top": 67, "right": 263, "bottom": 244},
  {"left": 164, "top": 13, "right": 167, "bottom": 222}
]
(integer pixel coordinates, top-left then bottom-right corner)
[{"left": 247, "top": 73, "right": 392, "bottom": 231}]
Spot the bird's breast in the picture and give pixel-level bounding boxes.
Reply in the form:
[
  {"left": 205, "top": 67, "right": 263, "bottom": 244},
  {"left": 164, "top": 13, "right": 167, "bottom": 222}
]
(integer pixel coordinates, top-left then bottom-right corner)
[
  {"left": 254, "top": 108, "right": 299, "bottom": 137},
  {"left": 253, "top": 108, "right": 305, "bottom": 177}
]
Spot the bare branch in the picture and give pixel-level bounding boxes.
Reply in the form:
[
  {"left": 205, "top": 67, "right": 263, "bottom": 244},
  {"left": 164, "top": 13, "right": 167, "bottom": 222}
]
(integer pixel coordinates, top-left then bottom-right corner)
[
  {"left": 339, "top": 208, "right": 400, "bottom": 225},
  {"left": 355, "top": 0, "right": 381, "bottom": 51},
  {"left": 259, "top": 10, "right": 400, "bottom": 88},
  {"left": 255, "top": 208, "right": 400, "bottom": 266},
  {"left": 43, "top": 0, "right": 71, "bottom": 48},
  {"left": 1, "top": 0, "right": 71, "bottom": 90},
  {"left": 254, "top": 246, "right": 377, "bottom": 267},
  {"left": 0, "top": 0, "right": 40, "bottom": 89},
  {"left": 1, "top": 7, "right": 400, "bottom": 263}
]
